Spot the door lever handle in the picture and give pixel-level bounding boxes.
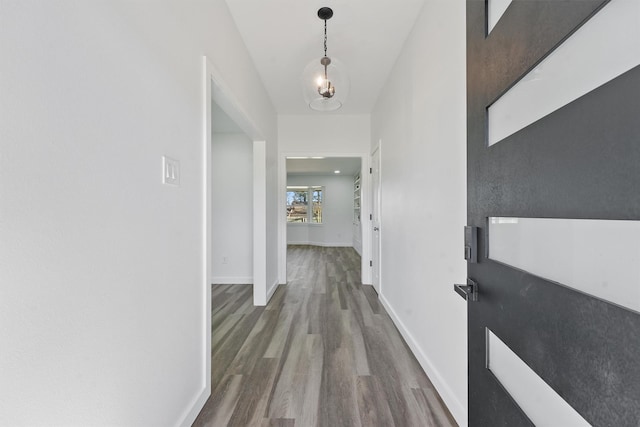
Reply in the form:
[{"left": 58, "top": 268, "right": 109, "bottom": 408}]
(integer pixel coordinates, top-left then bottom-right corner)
[
  {"left": 373, "top": 227, "right": 379, "bottom": 231},
  {"left": 454, "top": 279, "right": 478, "bottom": 302}
]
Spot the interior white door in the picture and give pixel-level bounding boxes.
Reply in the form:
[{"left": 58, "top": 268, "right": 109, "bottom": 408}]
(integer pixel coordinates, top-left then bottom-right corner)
[{"left": 371, "top": 147, "right": 381, "bottom": 294}]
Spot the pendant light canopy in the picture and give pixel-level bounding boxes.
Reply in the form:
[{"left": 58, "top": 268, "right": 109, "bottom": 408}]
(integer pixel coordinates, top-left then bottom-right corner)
[{"left": 302, "top": 7, "right": 349, "bottom": 112}]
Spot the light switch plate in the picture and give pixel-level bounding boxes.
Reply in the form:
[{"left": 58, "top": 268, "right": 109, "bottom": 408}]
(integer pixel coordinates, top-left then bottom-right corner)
[{"left": 162, "top": 156, "right": 180, "bottom": 186}]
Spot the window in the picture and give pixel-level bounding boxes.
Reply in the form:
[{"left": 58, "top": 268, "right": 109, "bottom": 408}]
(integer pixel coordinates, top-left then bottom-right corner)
[
  {"left": 311, "top": 187, "right": 322, "bottom": 223},
  {"left": 286, "top": 188, "right": 308, "bottom": 223},
  {"left": 287, "top": 186, "right": 323, "bottom": 223}
]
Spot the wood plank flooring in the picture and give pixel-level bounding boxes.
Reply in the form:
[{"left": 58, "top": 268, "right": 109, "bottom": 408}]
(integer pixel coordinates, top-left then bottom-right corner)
[{"left": 193, "top": 245, "right": 457, "bottom": 427}]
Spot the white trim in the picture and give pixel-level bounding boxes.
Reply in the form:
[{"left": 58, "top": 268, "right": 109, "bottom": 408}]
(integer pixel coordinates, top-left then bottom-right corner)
[
  {"left": 266, "top": 279, "right": 279, "bottom": 303},
  {"left": 370, "top": 144, "right": 381, "bottom": 292},
  {"left": 360, "top": 154, "right": 372, "bottom": 285},
  {"left": 253, "top": 141, "right": 267, "bottom": 306},
  {"left": 210, "top": 276, "right": 254, "bottom": 285},
  {"left": 277, "top": 154, "right": 287, "bottom": 284},
  {"left": 177, "top": 386, "right": 209, "bottom": 427},
  {"left": 203, "top": 58, "right": 213, "bottom": 394},
  {"left": 286, "top": 241, "right": 354, "bottom": 248},
  {"left": 178, "top": 55, "right": 215, "bottom": 427},
  {"left": 379, "top": 294, "right": 467, "bottom": 427}
]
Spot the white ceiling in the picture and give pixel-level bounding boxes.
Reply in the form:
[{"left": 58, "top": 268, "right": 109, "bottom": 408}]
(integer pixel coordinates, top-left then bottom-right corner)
[
  {"left": 287, "top": 157, "right": 362, "bottom": 176},
  {"left": 224, "top": 0, "right": 425, "bottom": 115}
]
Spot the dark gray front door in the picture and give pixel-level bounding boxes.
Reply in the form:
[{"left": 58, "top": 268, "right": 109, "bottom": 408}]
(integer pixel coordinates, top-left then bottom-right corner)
[{"left": 466, "top": 0, "right": 640, "bottom": 425}]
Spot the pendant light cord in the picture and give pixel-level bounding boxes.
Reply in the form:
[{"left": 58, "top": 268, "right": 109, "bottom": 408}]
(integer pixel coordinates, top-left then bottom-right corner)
[
  {"left": 323, "top": 19, "right": 328, "bottom": 79},
  {"left": 324, "top": 20, "right": 328, "bottom": 57}
]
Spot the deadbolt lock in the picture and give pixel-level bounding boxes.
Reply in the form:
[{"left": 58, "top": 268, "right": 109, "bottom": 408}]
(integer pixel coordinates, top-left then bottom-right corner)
[{"left": 464, "top": 226, "right": 478, "bottom": 263}]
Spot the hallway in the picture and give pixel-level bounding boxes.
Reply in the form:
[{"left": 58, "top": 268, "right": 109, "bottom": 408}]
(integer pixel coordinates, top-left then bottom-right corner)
[{"left": 193, "top": 246, "right": 456, "bottom": 426}]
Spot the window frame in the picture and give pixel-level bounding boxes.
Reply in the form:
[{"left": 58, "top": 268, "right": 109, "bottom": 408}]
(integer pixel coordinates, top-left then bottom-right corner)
[{"left": 286, "top": 185, "right": 324, "bottom": 224}]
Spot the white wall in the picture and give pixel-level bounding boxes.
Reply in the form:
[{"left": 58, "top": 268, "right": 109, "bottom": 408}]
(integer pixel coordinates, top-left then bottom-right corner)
[
  {"left": 0, "top": 1, "right": 276, "bottom": 426},
  {"left": 278, "top": 114, "right": 370, "bottom": 153},
  {"left": 212, "top": 133, "right": 253, "bottom": 284},
  {"left": 370, "top": 1, "right": 468, "bottom": 425},
  {"left": 278, "top": 114, "right": 371, "bottom": 284},
  {"left": 286, "top": 175, "right": 355, "bottom": 247}
]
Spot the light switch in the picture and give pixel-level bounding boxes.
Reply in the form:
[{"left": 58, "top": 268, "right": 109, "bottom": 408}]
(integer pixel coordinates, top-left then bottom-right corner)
[{"left": 162, "top": 156, "right": 180, "bottom": 186}]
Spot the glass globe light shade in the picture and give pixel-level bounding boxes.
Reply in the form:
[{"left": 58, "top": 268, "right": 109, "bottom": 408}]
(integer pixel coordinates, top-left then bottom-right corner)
[{"left": 302, "top": 56, "right": 349, "bottom": 112}]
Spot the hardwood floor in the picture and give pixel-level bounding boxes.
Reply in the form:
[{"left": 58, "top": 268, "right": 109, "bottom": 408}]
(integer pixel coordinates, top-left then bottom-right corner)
[{"left": 193, "top": 245, "right": 457, "bottom": 427}]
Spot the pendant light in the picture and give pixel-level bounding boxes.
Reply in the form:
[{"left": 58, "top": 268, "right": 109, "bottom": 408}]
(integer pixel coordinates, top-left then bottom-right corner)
[
  {"left": 302, "top": 7, "right": 349, "bottom": 112},
  {"left": 317, "top": 7, "right": 335, "bottom": 99}
]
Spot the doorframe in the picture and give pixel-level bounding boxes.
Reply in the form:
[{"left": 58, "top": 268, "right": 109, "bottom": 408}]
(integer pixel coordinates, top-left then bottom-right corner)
[
  {"left": 203, "top": 57, "right": 268, "bottom": 307},
  {"left": 370, "top": 143, "right": 382, "bottom": 295},
  {"left": 278, "top": 152, "right": 372, "bottom": 286},
  {"left": 201, "top": 56, "right": 268, "bottom": 412}
]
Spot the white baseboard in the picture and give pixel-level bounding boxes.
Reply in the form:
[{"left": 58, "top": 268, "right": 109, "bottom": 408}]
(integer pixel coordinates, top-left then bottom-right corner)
[
  {"left": 209, "top": 276, "right": 253, "bottom": 285},
  {"left": 353, "top": 244, "right": 362, "bottom": 256},
  {"left": 177, "top": 385, "right": 209, "bottom": 427},
  {"left": 286, "top": 241, "right": 353, "bottom": 247},
  {"left": 266, "top": 278, "right": 279, "bottom": 304},
  {"left": 379, "top": 294, "right": 467, "bottom": 427}
]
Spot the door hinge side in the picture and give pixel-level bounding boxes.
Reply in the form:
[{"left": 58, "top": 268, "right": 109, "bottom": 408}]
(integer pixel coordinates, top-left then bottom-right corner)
[
  {"left": 370, "top": 260, "right": 373, "bottom": 267},
  {"left": 370, "top": 167, "right": 372, "bottom": 174}
]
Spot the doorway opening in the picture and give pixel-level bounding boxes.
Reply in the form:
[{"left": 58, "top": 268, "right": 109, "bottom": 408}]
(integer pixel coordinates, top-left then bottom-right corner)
[
  {"left": 210, "top": 101, "right": 254, "bottom": 288},
  {"left": 199, "top": 57, "right": 270, "bottom": 424},
  {"left": 278, "top": 154, "right": 371, "bottom": 286},
  {"left": 205, "top": 59, "right": 268, "bottom": 307}
]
